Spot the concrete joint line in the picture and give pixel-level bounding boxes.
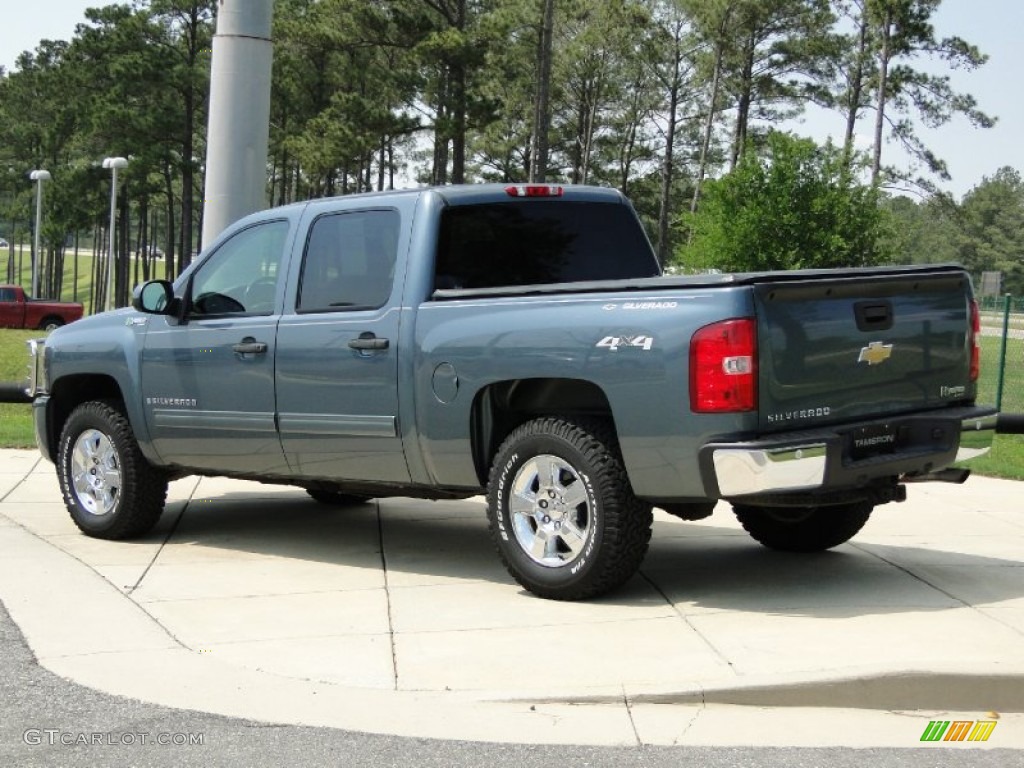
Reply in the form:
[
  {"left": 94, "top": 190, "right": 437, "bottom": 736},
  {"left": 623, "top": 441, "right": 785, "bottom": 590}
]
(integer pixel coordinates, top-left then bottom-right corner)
[
  {"left": 126, "top": 478, "right": 199, "bottom": 596},
  {"left": 676, "top": 689, "right": 707, "bottom": 745},
  {"left": 0, "top": 453, "right": 41, "bottom": 505},
  {"left": 851, "top": 542, "right": 1024, "bottom": 640},
  {"left": 622, "top": 686, "right": 642, "bottom": 746},
  {"left": 640, "top": 571, "right": 737, "bottom": 674},
  {"left": 376, "top": 502, "right": 399, "bottom": 691}
]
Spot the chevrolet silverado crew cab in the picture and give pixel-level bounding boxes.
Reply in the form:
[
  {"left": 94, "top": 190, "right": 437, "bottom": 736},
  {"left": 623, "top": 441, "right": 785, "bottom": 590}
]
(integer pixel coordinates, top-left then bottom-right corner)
[{"left": 26, "top": 184, "right": 997, "bottom": 600}]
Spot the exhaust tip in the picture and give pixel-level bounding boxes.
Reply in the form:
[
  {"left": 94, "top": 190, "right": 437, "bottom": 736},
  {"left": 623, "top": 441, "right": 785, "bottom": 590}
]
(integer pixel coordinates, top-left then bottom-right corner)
[{"left": 904, "top": 468, "right": 971, "bottom": 485}]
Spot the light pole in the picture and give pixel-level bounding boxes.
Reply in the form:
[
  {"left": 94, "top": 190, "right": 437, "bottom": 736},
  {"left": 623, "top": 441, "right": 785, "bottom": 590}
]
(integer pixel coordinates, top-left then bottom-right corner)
[
  {"left": 102, "top": 157, "right": 128, "bottom": 312},
  {"left": 29, "top": 170, "right": 50, "bottom": 298}
]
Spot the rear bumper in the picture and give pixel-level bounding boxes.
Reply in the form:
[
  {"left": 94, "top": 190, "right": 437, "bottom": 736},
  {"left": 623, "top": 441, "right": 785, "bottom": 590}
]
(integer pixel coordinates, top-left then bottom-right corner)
[{"left": 701, "top": 407, "right": 998, "bottom": 499}]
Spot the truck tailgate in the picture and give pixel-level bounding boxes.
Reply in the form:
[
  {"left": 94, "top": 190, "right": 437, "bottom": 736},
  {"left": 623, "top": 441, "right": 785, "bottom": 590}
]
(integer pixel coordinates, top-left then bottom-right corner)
[{"left": 754, "top": 269, "right": 974, "bottom": 433}]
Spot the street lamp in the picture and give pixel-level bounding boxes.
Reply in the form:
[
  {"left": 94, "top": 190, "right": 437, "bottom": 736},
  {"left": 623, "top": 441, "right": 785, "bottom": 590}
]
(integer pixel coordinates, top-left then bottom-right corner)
[
  {"left": 28, "top": 170, "right": 51, "bottom": 298},
  {"left": 102, "top": 157, "right": 128, "bottom": 312}
]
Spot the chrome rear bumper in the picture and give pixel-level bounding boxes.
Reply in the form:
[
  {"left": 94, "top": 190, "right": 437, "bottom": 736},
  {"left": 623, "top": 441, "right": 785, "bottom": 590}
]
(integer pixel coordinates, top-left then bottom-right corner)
[{"left": 704, "top": 409, "right": 998, "bottom": 499}]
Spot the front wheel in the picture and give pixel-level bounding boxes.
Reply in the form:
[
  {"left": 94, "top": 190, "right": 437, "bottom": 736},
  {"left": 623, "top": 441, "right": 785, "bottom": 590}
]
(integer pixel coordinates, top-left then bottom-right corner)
[
  {"left": 57, "top": 400, "right": 168, "bottom": 539},
  {"left": 732, "top": 501, "right": 873, "bottom": 552},
  {"left": 487, "top": 417, "right": 652, "bottom": 601}
]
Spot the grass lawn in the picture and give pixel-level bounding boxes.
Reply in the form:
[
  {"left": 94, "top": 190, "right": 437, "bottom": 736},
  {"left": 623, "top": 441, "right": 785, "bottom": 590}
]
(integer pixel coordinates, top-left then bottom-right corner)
[
  {"left": 961, "top": 334, "right": 1024, "bottom": 480},
  {"left": 0, "top": 327, "right": 1021, "bottom": 478}
]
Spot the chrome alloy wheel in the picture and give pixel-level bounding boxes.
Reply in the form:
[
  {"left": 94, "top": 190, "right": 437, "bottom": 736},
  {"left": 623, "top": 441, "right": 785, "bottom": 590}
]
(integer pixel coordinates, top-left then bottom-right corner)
[
  {"left": 70, "top": 429, "right": 122, "bottom": 516},
  {"left": 509, "top": 454, "right": 592, "bottom": 567}
]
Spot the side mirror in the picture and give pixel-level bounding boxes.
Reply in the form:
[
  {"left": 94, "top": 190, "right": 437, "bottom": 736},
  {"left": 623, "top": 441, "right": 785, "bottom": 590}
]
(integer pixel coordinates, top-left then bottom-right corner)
[{"left": 132, "top": 280, "right": 174, "bottom": 314}]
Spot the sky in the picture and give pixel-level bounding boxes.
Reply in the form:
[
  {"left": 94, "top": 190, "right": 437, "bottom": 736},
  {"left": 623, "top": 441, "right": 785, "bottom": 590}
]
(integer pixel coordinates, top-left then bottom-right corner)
[{"left": 2, "top": 0, "right": 1022, "bottom": 200}]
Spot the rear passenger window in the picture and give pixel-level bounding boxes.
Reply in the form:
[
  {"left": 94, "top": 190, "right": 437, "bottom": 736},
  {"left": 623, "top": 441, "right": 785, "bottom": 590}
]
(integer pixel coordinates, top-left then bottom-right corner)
[
  {"left": 298, "top": 209, "right": 400, "bottom": 313},
  {"left": 435, "top": 201, "right": 659, "bottom": 290}
]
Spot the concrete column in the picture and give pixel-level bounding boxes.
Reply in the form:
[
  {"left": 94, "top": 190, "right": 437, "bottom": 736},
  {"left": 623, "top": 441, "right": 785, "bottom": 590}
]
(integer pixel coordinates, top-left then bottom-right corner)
[{"left": 201, "top": 0, "right": 275, "bottom": 247}]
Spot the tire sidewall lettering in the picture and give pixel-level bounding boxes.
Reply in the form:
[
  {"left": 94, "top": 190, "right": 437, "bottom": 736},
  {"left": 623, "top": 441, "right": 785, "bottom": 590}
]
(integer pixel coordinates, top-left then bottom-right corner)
[{"left": 495, "top": 452, "right": 518, "bottom": 541}]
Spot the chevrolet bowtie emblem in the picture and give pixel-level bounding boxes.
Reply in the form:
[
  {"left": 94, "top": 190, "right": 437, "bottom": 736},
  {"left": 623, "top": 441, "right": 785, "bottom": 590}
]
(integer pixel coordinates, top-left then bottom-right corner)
[{"left": 858, "top": 341, "right": 893, "bottom": 366}]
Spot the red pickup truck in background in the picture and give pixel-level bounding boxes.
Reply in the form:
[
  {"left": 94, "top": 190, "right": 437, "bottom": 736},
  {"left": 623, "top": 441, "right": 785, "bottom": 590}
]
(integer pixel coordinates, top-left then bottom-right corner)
[{"left": 0, "top": 285, "right": 84, "bottom": 330}]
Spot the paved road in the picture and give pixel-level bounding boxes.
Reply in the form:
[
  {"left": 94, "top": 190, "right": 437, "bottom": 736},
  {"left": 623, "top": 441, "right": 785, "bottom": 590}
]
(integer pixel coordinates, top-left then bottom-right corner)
[{"left": 2, "top": 602, "right": 1020, "bottom": 768}]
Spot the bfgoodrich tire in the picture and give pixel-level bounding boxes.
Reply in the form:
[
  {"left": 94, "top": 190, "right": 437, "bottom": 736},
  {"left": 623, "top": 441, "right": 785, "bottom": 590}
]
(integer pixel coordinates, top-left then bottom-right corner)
[
  {"left": 732, "top": 501, "right": 873, "bottom": 552},
  {"left": 487, "top": 417, "right": 652, "bottom": 601},
  {"left": 57, "top": 400, "right": 168, "bottom": 539}
]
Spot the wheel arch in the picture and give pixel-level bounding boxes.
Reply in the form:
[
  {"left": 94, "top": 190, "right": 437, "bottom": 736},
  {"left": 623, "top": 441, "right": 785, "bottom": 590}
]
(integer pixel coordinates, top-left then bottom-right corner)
[
  {"left": 45, "top": 374, "right": 128, "bottom": 460},
  {"left": 469, "top": 377, "right": 615, "bottom": 486},
  {"left": 38, "top": 315, "right": 64, "bottom": 331}
]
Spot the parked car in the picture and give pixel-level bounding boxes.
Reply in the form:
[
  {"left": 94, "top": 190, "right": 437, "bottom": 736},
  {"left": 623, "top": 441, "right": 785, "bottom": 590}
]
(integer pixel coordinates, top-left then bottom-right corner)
[{"left": 0, "top": 284, "right": 84, "bottom": 330}]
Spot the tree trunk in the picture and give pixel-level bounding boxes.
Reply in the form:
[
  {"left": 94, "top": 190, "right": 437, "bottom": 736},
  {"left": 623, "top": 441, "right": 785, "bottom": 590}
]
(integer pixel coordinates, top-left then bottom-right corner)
[
  {"left": 117, "top": 185, "right": 130, "bottom": 307},
  {"left": 871, "top": 9, "right": 893, "bottom": 185},
  {"left": 657, "top": 56, "right": 681, "bottom": 266},
  {"left": 730, "top": 30, "right": 756, "bottom": 170},
  {"left": 433, "top": 68, "right": 450, "bottom": 185},
  {"left": 530, "top": 0, "right": 555, "bottom": 183},
  {"left": 450, "top": 0, "right": 468, "bottom": 184},
  {"left": 72, "top": 232, "right": 79, "bottom": 303},
  {"left": 843, "top": 14, "right": 870, "bottom": 167},
  {"left": 692, "top": 35, "right": 726, "bottom": 214},
  {"left": 164, "top": 168, "right": 176, "bottom": 280},
  {"left": 450, "top": 60, "right": 467, "bottom": 184}
]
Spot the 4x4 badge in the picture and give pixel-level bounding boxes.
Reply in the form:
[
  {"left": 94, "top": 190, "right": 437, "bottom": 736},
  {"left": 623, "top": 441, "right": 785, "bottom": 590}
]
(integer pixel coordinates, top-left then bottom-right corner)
[{"left": 858, "top": 341, "right": 893, "bottom": 366}]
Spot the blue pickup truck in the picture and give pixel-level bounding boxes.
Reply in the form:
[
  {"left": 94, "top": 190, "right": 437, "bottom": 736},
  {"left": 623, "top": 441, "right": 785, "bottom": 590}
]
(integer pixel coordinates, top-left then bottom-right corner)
[{"left": 26, "top": 184, "right": 996, "bottom": 600}]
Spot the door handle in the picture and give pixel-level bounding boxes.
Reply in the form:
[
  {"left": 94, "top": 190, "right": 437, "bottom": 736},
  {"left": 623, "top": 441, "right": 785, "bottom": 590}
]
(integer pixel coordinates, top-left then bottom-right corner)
[
  {"left": 233, "top": 338, "right": 268, "bottom": 354},
  {"left": 348, "top": 333, "right": 389, "bottom": 351}
]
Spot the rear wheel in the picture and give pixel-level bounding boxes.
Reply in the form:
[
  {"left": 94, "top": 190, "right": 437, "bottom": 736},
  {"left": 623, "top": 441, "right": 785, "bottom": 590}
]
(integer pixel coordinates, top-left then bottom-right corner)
[
  {"left": 487, "top": 417, "right": 652, "bottom": 600},
  {"left": 732, "top": 501, "right": 873, "bottom": 552},
  {"left": 39, "top": 316, "right": 64, "bottom": 332},
  {"left": 57, "top": 400, "right": 168, "bottom": 539}
]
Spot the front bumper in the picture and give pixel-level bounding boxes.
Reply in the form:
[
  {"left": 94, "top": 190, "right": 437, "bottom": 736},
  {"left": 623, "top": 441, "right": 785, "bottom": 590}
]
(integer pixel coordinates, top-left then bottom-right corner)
[
  {"left": 701, "top": 407, "right": 998, "bottom": 499},
  {"left": 32, "top": 395, "right": 54, "bottom": 463}
]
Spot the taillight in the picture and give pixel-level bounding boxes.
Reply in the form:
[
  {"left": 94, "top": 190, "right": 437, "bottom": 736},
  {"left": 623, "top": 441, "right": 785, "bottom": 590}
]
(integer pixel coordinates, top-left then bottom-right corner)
[
  {"left": 969, "top": 298, "right": 981, "bottom": 382},
  {"left": 505, "top": 184, "right": 563, "bottom": 198},
  {"left": 690, "top": 318, "right": 757, "bottom": 413}
]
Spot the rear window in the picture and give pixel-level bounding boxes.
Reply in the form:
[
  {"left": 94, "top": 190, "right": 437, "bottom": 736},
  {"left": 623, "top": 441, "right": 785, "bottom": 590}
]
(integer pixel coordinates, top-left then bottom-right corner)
[{"left": 435, "top": 201, "right": 659, "bottom": 290}]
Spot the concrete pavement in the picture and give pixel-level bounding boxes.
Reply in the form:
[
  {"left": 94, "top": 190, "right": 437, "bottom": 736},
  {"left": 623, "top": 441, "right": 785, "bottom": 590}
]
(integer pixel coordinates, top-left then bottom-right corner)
[{"left": 1, "top": 448, "right": 1022, "bottom": 748}]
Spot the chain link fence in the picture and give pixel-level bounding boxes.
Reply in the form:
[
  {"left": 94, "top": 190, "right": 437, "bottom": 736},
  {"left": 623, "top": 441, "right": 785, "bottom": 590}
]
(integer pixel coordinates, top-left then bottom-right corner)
[{"left": 977, "top": 295, "right": 1022, "bottom": 414}]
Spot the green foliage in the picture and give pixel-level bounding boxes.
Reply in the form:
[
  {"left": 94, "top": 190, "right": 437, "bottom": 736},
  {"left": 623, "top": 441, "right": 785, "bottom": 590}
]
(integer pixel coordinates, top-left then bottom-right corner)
[
  {"left": 0, "top": 0, "right": 1006, "bottom": 295},
  {"left": 879, "top": 168, "right": 1024, "bottom": 295},
  {"left": 880, "top": 192, "right": 959, "bottom": 265},
  {"left": 679, "top": 132, "right": 890, "bottom": 272},
  {"left": 956, "top": 167, "right": 1024, "bottom": 296}
]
